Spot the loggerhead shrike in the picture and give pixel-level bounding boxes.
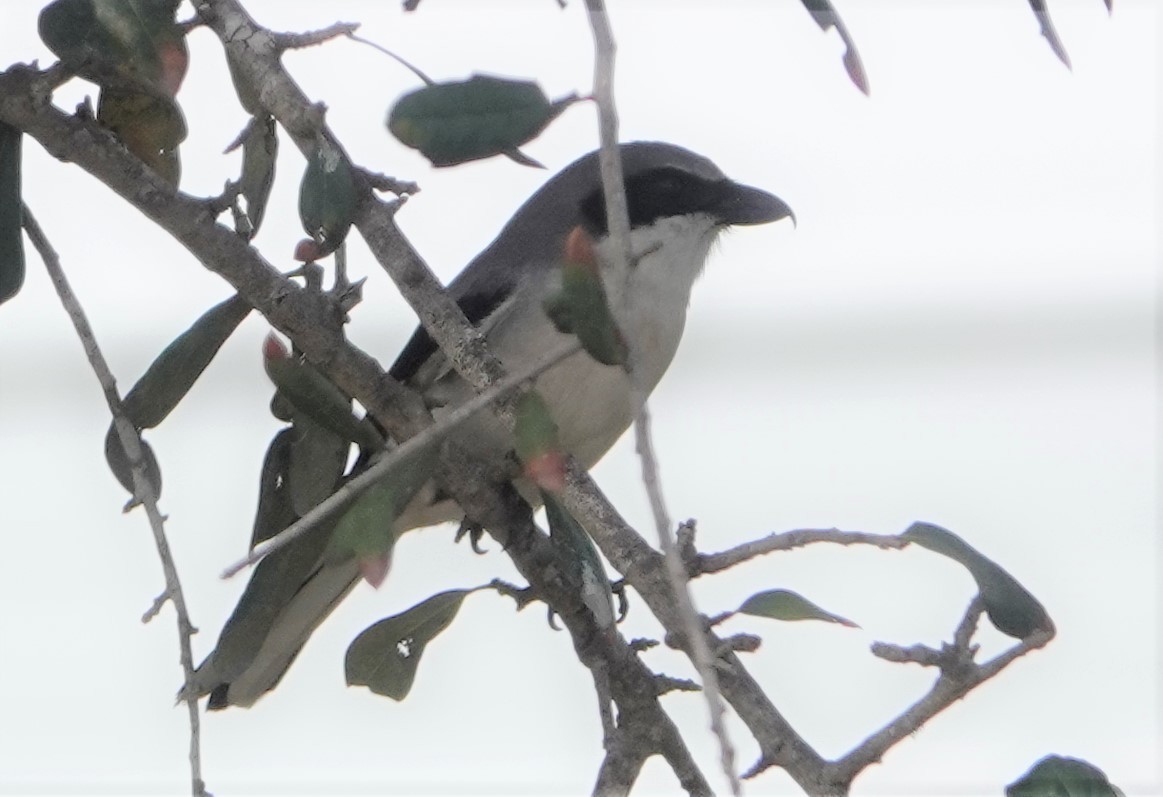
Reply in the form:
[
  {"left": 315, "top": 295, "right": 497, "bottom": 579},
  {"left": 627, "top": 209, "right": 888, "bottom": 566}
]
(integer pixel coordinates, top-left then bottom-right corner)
[{"left": 189, "top": 141, "right": 794, "bottom": 708}]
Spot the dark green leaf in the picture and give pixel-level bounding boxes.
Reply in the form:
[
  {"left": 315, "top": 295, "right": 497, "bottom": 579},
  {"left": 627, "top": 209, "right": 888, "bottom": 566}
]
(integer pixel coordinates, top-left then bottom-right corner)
[
  {"left": 263, "top": 355, "right": 382, "bottom": 451},
  {"left": 798, "top": 0, "right": 869, "bottom": 95},
  {"left": 204, "top": 429, "right": 346, "bottom": 688},
  {"left": 737, "top": 589, "right": 859, "bottom": 627},
  {"left": 249, "top": 428, "right": 297, "bottom": 547},
  {"left": 543, "top": 230, "right": 627, "bottom": 367},
  {"left": 121, "top": 294, "right": 251, "bottom": 430},
  {"left": 238, "top": 114, "right": 277, "bottom": 239},
  {"left": 345, "top": 589, "right": 471, "bottom": 700},
  {"left": 298, "top": 138, "right": 358, "bottom": 256},
  {"left": 1006, "top": 755, "right": 1124, "bottom": 797},
  {"left": 542, "top": 490, "right": 614, "bottom": 629},
  {"left": 513, "top": 391, "right": 560, "bottom": 463},
  {"left": 514, "top": 391, "right": 566, "bottom": 492},
  {"left": 103, "top": 424, "right": 163, "bottom": 503},
  {"left": 902, "top": 522, "right": 1054, "bottom": 640},
  {"left": 387, "top": 74, "right": 579, "bottom": 167},
  {"left": 0, "top": 122, "right": 24, "bottom": 306},
  {"left": 324, "top": 442, "right": 439, "bottom": 570},
  {"left": 97, "top": 87, "right": 187, "bottom": 186},
  {"left": 39, "top": 0, "right": 187, "bottom": 95},
  {"left": 287, "top": 411, "right": 349, "bottom": 518}
]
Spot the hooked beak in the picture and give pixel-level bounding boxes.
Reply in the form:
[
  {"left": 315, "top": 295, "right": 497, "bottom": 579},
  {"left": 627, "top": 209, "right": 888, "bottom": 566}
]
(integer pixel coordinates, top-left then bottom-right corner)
[{"left": 714, "top": 181, "right": 796, "bottom": 228}]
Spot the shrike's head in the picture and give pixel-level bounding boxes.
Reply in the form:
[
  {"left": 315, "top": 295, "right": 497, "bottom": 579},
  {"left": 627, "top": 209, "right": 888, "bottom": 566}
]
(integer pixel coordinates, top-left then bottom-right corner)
[
  {"left": 467, "top": 141, "right": 792, "bottom": 272},
  {"left": 428, "top": 142, "right": 795, "bottom": 375}
]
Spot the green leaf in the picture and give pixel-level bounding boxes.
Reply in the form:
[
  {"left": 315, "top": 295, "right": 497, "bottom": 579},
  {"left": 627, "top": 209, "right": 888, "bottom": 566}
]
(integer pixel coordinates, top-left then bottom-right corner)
[
  {"left": 287, "top": 411, "right": 349, "bottom": 518},
  {"left": 542, "top": 490, "right": 614, "bottom": 629},
  {"left": 238, "top": 114, "right": 278, "bottom": 239},
  {"left": 513, "top": 391, "right": 560, "bottom": 463},
  {"left": 543, "top": 229, "right": 627, "bottom": 367},
  {"left": 514, "top": 391, "right": 566, "bottom": 492},
  {"left": 39, "top": 0, "right": 187, "bottom": 95},
  {"left": 103, "top": 424, "right": 163, "bottom": 503},
  {"left": 298, "top": 138, "right": 358, "bottom": 256},
  {"left": 387, "top": 75, "right": 579, "bottom": 167},
  {"left": 902, "top": 522, "right": 1054, "bottom": 640},
  {"left": 120, "top": 295, "right": 251, "bottom": 430},
  {"left": 249, "top": 427, "right": 298, "bottom": 547},
  {"left": 324, "top": 443, "right": 440, "bottom": 576},
  {"left": 1006, "top": 755, "right": 1124, "bottom": 797},
  {"left": 262, "top": 344, "right": 382, "bottom": 451},
  {"left": 737, "top": 589, "right": 859, "bottom": 627},
  {"left": 97, "top": 87, "right": 187, "bottom": 186},
  {"left": 345, "top": 589, "right": 471, "bottom": 701},
  {"left": 798, "top": 0, "right": 869, "bottom": 95},
  {"left": 0, "top": 122, "right": 24, "bottom": 307},
  {"left": 203, "top": 429, "right": 344, "bottom": 690}
]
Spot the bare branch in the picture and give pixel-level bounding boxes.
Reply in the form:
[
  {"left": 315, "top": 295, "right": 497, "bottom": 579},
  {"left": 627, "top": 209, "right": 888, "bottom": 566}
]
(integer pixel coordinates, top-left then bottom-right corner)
[
  {"left": 828, "top": 598, "right": 1054, "bottom": 789},
  {"left": 272, "top": 21, "right": 360, "bottom": 52},
  {"left": 594, "top": 727, "right": 650, "bottom": 797},
  {"left": 22, "top": 207, "right": 207, "bottom": 797},
  {"left": 693, "top": 528, "right": 908, "bottom": 576},
  {"left": 584, "top": 2, "right": 741, "bottom": 792}
]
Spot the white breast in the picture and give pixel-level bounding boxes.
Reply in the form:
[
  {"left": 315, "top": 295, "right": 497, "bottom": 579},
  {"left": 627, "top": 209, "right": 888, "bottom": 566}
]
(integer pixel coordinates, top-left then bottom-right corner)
[{"left": 397, "top": 214, "right": 721, "bottom": 530}]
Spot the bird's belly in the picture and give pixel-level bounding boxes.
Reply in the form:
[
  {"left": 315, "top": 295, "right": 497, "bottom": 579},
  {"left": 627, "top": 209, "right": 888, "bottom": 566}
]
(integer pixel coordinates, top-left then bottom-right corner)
[{"left": 533, "top": 349, "right": 638, "bottom": 468}]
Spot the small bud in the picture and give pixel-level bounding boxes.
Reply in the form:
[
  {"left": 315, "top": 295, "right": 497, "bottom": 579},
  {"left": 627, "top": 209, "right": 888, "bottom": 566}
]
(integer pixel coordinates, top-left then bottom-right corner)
[
  {"left": 294, "top": 238, "right": 324, "bottom": 263},
  {"left": 358, "top": 552, "right": 393, "bottom": 589},
  {"left": 262, "top": 332, "right": 289, "bottom": 362},
  {"left": 564, "top": 225, "right": 597, "bottom": 267}
]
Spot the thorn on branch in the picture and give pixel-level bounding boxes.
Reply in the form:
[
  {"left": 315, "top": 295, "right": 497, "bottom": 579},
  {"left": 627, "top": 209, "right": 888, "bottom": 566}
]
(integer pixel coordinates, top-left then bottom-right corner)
[
  {"left": 655, "top": 674, "right": 701, "bottom": 696},
  {"left": 741, "top": 753, "right": 776, "bottom": 781},
  {"left": 488, "top": 578, "right": 540, "bottom": 610},
  {"left": 142, "top": 590, "right": 171, "bottom": 623},
  {"left": 870, "top": 641, "right": 944, "bottom": 667},
  {"left": 676, "top": 518, "right": 698, "bottom": 572},
  {"left": 334, "top": 276, "right": 365, "bottom": 314},
  {"left": 706, "top": 611, "right": 735, "bottom": 628},
  {"left": 357, "top": 168, "right": 420, "bottom": 197},
  {"left": 716, "top": 634, "right": 761, "bottom": 656}
]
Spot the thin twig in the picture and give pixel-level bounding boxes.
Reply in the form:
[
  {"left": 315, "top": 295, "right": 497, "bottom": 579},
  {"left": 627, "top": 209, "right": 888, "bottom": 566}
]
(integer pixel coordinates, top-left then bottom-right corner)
[
  {"left": 694, "top": 528, "right": 908, "bottom": 576},
  {"left": 583, "top": 2, "right": 740, "bottom": 793},
  {"left": 272, "top": 21, "right": 360, "bottom": 51},
  {"left": 345, "top": 33, "right": 434, "bottom": 85},
  {"left": 220, "top": 339, "right": 581, "bottom": 578},
  {"left": 828, "top": 598, "right": 1053, "bottom": 788},
  {"left": 22, "top": 206, "right": 206, "bottom": 797}
]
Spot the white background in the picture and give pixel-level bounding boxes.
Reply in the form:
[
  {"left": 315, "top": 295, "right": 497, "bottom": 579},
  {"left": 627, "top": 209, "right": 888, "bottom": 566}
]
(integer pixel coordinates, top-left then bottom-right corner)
[{"left": 0, "top": 0, "right": 1158, "bottom": 794}]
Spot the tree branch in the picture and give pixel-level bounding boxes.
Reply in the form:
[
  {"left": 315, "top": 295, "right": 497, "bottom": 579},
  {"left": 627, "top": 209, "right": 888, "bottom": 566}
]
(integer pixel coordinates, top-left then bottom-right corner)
[
  {"left": 220, "top": 339, "right": 581, "bottom": 578},
  {"left": 583, "top": 2, "right": 740, "bottom": 792},
  {"left": 825, "top": 598, "right": 1054, "bottom": 790},
  {"left": 692, "top": 527, "right": 908, "bottom": 577},
  {"left": 21, "top": 206, "right": 206, "bottom": 797}
]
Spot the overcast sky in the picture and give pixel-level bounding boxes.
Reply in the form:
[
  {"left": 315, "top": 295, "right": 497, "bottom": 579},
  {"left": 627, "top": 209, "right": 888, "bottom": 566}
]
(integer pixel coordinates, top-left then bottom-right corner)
[{"left": 0, "top": 1, "right": 1158, "bottom": 794}]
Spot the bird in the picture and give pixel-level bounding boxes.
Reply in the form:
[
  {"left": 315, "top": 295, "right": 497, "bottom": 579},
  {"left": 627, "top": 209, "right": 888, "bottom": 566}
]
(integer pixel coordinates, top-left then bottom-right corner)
[{"left": 187, "top": 141, "right": 794, "bottom": 708}]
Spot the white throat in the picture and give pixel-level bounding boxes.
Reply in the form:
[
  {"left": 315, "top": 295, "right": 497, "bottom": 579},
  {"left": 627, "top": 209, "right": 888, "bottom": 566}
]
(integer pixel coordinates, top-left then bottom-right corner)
[{"left": 594, "top": 213, "right": 720, "bottom": 387}]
